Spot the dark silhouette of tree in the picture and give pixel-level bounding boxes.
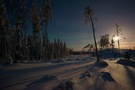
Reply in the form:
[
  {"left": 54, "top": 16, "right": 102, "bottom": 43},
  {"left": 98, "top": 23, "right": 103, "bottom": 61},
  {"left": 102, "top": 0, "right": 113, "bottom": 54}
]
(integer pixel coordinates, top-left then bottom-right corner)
[
  {"left": 84, "top": 6, "right": 99, "bottom": 62},
  {"left": 99, "top": 34, "right": 110, "bottom": 50},
  {"left": 9, "top": 0, "right": 30, "bottom": 63},
  {"left": 0, "top": 0, "right": 73, "bottom": 63},
  {"left": 63, "top": 42, "right": 67, "bottom": 56},
  {"left": 42, "top": 0, "right": 52, "bottom": 61},
  {"left": 0, "top": 0, "right": 9, "bottom": 63},
  {"left": 110, "top": 35, "right": 115, "bottom": 49},
  {"left": 29, "top": 0, "right": 41, "bottom": 61},
  {"left": 115, "top": 23, "right": 120, "bottom": 51},
  {"left": 57, "top": 38, "right": 61, "bottom": 58},
  {"left": 48, "top": 38, "right": 71, "bottom": 59},
  {"left": 82, "top": 44, "right": 95, "bottom": 56},
  {"left": 99, "top": 34, "right": 110, "bottom": 59},
  {"left": 115, "top": 23, "right": 125, "bottom": 59}
]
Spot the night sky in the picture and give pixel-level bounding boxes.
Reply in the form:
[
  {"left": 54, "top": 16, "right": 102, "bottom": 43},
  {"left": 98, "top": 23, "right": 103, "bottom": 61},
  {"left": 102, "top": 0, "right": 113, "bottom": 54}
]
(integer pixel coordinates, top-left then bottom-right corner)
[
  {"left": 7, "top": 0, "right": 135, "bottom": 51},
  {"left": 48, "top": 0, "right": 135, "bottom": 51}
]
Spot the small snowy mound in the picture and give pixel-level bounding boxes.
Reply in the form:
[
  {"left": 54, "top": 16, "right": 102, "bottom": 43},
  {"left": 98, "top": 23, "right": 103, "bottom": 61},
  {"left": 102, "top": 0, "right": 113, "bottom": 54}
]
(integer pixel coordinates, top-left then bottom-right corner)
[
  {"left": 84, "top": 71, "right": 92, "bottom": 78},
  {"left": 80, "top": 70, "right": 92, "bottom": 79},
  {"left": 95, "top": 61, "right": 108, "bottom": 68},
  {"left": 117, "top": 59, "right": 135, "bottom": 67}
]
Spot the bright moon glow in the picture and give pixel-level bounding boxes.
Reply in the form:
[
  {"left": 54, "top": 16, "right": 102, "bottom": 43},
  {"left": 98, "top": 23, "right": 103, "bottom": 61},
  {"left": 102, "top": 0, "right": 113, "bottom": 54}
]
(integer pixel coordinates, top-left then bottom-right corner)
[{"left": 113, "top": 36, "right": 119, "bottom": 41}]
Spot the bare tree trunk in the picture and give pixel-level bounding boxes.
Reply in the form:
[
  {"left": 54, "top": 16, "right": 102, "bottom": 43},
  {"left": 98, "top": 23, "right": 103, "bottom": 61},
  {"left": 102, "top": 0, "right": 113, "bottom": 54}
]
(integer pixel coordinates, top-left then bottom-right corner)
[
  {"left": 3, "top": 33, "right": 7, "bottom": 63},
  {"left": 13, "top": 24, "right": 20, "bottom": 62},
  {"left": 52, "top": 44, "right": 54, "bottom": 59},
  {"left": 91, "top": 17, "right": 99, "bottom": 62},
  {"left": 116, "top": 23, "right": 120, "bottom": 59},
  {"left": 45, "top": 24, "right": 48, "bottom": 61}
]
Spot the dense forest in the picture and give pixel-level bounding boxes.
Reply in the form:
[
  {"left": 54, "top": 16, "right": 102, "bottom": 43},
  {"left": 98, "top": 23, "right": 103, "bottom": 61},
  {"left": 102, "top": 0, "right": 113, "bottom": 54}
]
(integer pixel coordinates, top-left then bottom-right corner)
[{"left": 0, "top": 0, "right": 73, "bottom": 63}]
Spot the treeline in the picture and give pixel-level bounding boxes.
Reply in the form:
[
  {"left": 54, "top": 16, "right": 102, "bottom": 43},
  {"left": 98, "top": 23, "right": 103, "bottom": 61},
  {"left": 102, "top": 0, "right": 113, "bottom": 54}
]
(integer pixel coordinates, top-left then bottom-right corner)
[
  {"left": 0, "top": 0, "right": 73, "bottom": 63},
  {"left": 12, "top": 37, "right": 73, "bottom": 63}
]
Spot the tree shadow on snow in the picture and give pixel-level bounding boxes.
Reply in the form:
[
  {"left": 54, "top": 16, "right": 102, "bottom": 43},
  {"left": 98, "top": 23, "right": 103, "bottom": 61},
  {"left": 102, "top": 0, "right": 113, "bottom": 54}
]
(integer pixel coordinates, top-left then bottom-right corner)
[
  {"left": 116, "top": 59, "right": 135, "bottom": 68},
  {"left": 92, "top": 72, "right": 118, "bottom": 90},
  {"left": 101, "top": 72, "right": 115, "bottom": 82},
  {"left": 25, "top": 75, "right": 56, "bottom": 90},
  {"left": 121, "top": 64, "right": 135, "bottom": 89}
]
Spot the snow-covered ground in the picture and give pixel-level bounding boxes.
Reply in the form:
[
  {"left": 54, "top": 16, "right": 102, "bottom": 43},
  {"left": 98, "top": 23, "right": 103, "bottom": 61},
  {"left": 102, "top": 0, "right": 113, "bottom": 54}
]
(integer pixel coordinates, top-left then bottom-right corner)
[{"left": 0, "top": 55, "right": 135, "bottom": 90}]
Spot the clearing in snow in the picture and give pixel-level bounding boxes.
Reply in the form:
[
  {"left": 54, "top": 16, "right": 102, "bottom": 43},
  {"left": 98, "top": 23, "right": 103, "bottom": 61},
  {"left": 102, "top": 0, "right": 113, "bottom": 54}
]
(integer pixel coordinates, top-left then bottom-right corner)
[{"left": 0, "top": 55, "right": 135, "bottom": 90}]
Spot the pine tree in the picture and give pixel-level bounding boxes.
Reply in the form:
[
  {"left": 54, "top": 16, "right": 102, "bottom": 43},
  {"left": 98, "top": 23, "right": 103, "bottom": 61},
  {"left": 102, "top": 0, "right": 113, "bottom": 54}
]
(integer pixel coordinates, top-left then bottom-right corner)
[
  {"left": 42, "top": 0, "right": 52, "bottom": 61},
  {"left": 29, "top": 0, "right": 41, "bottom": 61},
  {"left": 0, "top": 0, "right": 9, "bottom": 63},
  {"left": 10, "top": 0, "right": 29, "bottom": 62},
  {"left": 99, "top": 34, "right": 110, "bottom": 49}
]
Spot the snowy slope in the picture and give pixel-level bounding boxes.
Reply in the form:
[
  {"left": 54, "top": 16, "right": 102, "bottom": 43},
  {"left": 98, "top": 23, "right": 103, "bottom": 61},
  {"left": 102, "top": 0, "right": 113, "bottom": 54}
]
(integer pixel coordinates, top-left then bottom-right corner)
[{"left": 0, "top": 55, "right": 135, "bottom": 90}]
